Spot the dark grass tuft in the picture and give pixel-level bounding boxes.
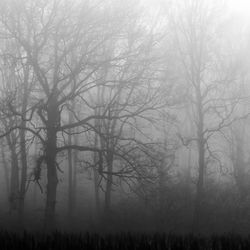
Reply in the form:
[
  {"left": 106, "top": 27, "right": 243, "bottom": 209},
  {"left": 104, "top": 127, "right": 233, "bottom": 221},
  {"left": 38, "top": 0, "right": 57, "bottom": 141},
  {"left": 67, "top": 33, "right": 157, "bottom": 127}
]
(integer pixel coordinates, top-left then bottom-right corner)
[{"left": 0, "top": 231, "right": 250, "bottom": 249}]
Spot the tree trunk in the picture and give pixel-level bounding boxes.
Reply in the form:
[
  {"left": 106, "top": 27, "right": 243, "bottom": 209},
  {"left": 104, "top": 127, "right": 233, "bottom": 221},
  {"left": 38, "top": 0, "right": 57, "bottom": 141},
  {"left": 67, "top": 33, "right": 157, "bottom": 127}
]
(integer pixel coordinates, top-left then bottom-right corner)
[
  {"left": 32, "top": 140, "right": 39, "bottom": 209},
  {"left": 19, "top": 124, "right": 27, "bottom": 223},
  {"left": 232, "top": 129, "right": 249, "bottom": 201},
  {"left": 19, "top": 68, "right": 29, "bottom": 224},
  {"left": 193, "top": 140, "right": 205, "bottom": 232},
  {"left": 158, "top": 158, "right": 167, "bottom": 229},
  {"left": 93, "top": 132, "right": 101, "bottom": 217},
  {"left": 44, "top": 97, "right": 59, "bottom": 230},
  {"left": 93, "top": 104, "right": 101, "bottom": 221},
  {"left": 7, "top": 134, "right": 19, "bottom": 212},
  {"left": 1, "top": 140, "right": 10, "bottom": 199},
  {"left": 193, "top": 97, "right": 205, "bottom": 233},
  {"left": 104, "top": 152, "right": 113, "bottom": 217},
  {"left": 94, "top": 153, "right": 101, "bottom": 215},
  {"left": 72, "top": 134, "right": 77, "bottom": 213},
  {"left": 45, "top": 132, "right": 58, "bottom": 229},
  {"left": 68, "top": 136, "right": 73, "bottom": 217},
  {"left": 68, "top": 107, "right": 76, "bottom": 218},
  {"left": 45, "top": 152, "right": 58, "bottom": 229}
]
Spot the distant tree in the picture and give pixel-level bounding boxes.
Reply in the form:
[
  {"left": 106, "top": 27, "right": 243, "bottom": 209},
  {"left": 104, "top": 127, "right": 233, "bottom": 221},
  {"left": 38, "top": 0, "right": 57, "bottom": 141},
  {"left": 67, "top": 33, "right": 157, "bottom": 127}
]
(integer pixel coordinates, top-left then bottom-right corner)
[
  {"left": 0, "top": 39, "right": 33, "bottom": 226},
  {"left": 164, "top": 0, "right": 247, "bottom": 232}
]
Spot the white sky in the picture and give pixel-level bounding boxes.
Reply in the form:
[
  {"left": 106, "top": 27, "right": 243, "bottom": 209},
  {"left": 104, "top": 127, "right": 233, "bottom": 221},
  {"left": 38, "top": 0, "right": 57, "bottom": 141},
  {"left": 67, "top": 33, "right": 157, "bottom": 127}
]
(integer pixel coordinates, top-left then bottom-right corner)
[
  {"left": 143, "top": 0, "right": 250, "bottom": 26},
  {"left": 226, "top": 0, "right": 250, "bottom": 19}
]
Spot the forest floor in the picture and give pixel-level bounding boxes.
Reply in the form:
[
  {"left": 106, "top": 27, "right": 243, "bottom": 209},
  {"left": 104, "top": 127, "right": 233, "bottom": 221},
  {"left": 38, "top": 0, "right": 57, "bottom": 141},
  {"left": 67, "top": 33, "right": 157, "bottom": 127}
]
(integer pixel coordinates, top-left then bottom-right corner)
[{"left": 0, "top": 232, "right": 249, "bottom": 249}]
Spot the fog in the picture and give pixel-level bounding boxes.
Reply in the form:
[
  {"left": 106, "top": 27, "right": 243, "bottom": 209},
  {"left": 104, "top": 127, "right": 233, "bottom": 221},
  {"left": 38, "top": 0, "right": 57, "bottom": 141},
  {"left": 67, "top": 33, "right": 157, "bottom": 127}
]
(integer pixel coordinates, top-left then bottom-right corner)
[{"left": 0, "top": 0, "right": 249, "bottom": 235}]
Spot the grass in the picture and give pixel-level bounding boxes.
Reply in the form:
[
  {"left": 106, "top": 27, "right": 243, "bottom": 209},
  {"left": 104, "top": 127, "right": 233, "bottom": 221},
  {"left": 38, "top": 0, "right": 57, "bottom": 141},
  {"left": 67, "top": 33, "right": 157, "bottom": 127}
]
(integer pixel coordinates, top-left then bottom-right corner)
[{"left": 0, "top": 232, "right": 249, "bottom": 249}]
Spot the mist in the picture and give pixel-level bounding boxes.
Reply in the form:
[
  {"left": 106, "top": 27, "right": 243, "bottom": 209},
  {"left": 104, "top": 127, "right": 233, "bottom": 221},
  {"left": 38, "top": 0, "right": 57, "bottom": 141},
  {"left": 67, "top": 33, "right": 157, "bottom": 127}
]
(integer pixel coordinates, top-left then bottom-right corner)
[{"left": 0, "top": 0, "right": 249, "bottom": 237}]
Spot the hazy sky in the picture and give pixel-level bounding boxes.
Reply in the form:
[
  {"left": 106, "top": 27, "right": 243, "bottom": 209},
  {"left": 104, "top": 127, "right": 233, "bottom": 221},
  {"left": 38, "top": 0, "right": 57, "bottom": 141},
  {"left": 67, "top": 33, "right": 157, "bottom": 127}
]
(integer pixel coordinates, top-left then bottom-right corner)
[
  {"left": 228, "top": 0, "right": 250, "bottom": 14},
  {"left": 144, "top": 0, "right": 250, "bottom": 20}
]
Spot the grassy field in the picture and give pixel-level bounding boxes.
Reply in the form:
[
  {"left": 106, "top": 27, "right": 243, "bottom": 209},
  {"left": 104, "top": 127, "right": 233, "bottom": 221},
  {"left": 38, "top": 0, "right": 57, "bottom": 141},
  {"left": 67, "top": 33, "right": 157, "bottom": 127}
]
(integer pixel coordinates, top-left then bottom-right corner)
[{"left": 0, "top": 232, "right": 249, "bottom": 249}]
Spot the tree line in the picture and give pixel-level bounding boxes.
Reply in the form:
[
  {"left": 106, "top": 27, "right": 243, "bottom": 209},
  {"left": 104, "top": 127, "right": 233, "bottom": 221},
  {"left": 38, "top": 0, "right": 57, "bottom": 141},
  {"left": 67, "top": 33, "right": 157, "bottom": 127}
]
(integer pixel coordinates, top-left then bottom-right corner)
[{"left": 0, "top": 0, "right": 249, "bottom": 233}]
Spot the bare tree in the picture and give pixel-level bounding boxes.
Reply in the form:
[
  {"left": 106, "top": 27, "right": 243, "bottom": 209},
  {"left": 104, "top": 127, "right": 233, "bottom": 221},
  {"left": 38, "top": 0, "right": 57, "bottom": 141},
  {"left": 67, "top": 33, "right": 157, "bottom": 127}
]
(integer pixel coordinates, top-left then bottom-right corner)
[
  {"left": 0, "top": 0, "right": 163, "bottom": 229},
  {"left": 164, "top": 0, "right": 246, "bottom": 232}
]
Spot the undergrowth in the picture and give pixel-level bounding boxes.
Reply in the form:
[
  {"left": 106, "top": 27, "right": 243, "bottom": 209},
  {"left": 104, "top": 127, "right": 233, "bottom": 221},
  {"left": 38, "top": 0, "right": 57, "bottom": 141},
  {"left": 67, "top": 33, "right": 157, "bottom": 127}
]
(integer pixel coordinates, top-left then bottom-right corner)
[{"left": 0, "top": 232, "right": 249, "bottom": 249}]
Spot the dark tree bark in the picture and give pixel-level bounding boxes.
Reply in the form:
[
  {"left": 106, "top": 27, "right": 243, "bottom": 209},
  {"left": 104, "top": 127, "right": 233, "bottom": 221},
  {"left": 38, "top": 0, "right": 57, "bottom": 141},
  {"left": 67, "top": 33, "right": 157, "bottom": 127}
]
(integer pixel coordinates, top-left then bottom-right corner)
[
  {"left": 68, "top": 137, "right": 73, "bottom": 217},
  {"left": 1, "top": 140, "right": 10, "bottom": 200},
  {"left": 6, "top": 133, "right": 19, "bottom": 212},
  {"left": 93, "top": 135, "right": 101, "bottom": 217},
  {"left": 193, "top": 90, "right": 205, "bottom": 233},
  {"left": 19, "top": 69, "right": 29, "bottom": 223},
  {"left": 44, "top": 96, "right": 59, "bottom": 229},
  {"left": 104, "top": 151, "right": 114, "bottom": 217},
  {"left": 72, "top": 133, "right": 78, "bottom": 213},
  {"left": 68, "top": 103, "right": 78, "bottom": 218}
]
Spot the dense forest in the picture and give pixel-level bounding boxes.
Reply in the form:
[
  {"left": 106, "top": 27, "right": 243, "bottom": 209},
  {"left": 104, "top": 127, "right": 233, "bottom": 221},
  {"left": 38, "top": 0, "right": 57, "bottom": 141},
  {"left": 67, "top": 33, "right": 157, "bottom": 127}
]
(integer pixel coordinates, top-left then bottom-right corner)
[{"left": 0, "top": 0, "right": 249, "bottom": 235}]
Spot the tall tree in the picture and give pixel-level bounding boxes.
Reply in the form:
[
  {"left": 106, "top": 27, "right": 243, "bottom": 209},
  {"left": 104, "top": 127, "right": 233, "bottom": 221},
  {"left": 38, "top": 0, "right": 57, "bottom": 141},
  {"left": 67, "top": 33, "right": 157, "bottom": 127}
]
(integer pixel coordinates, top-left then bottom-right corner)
[
  {"left": 0, "top": 0, "right": 162, "bottom": 229},
  {"left": 165, "top": 0, "right": 245, "bottom": 232}
]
